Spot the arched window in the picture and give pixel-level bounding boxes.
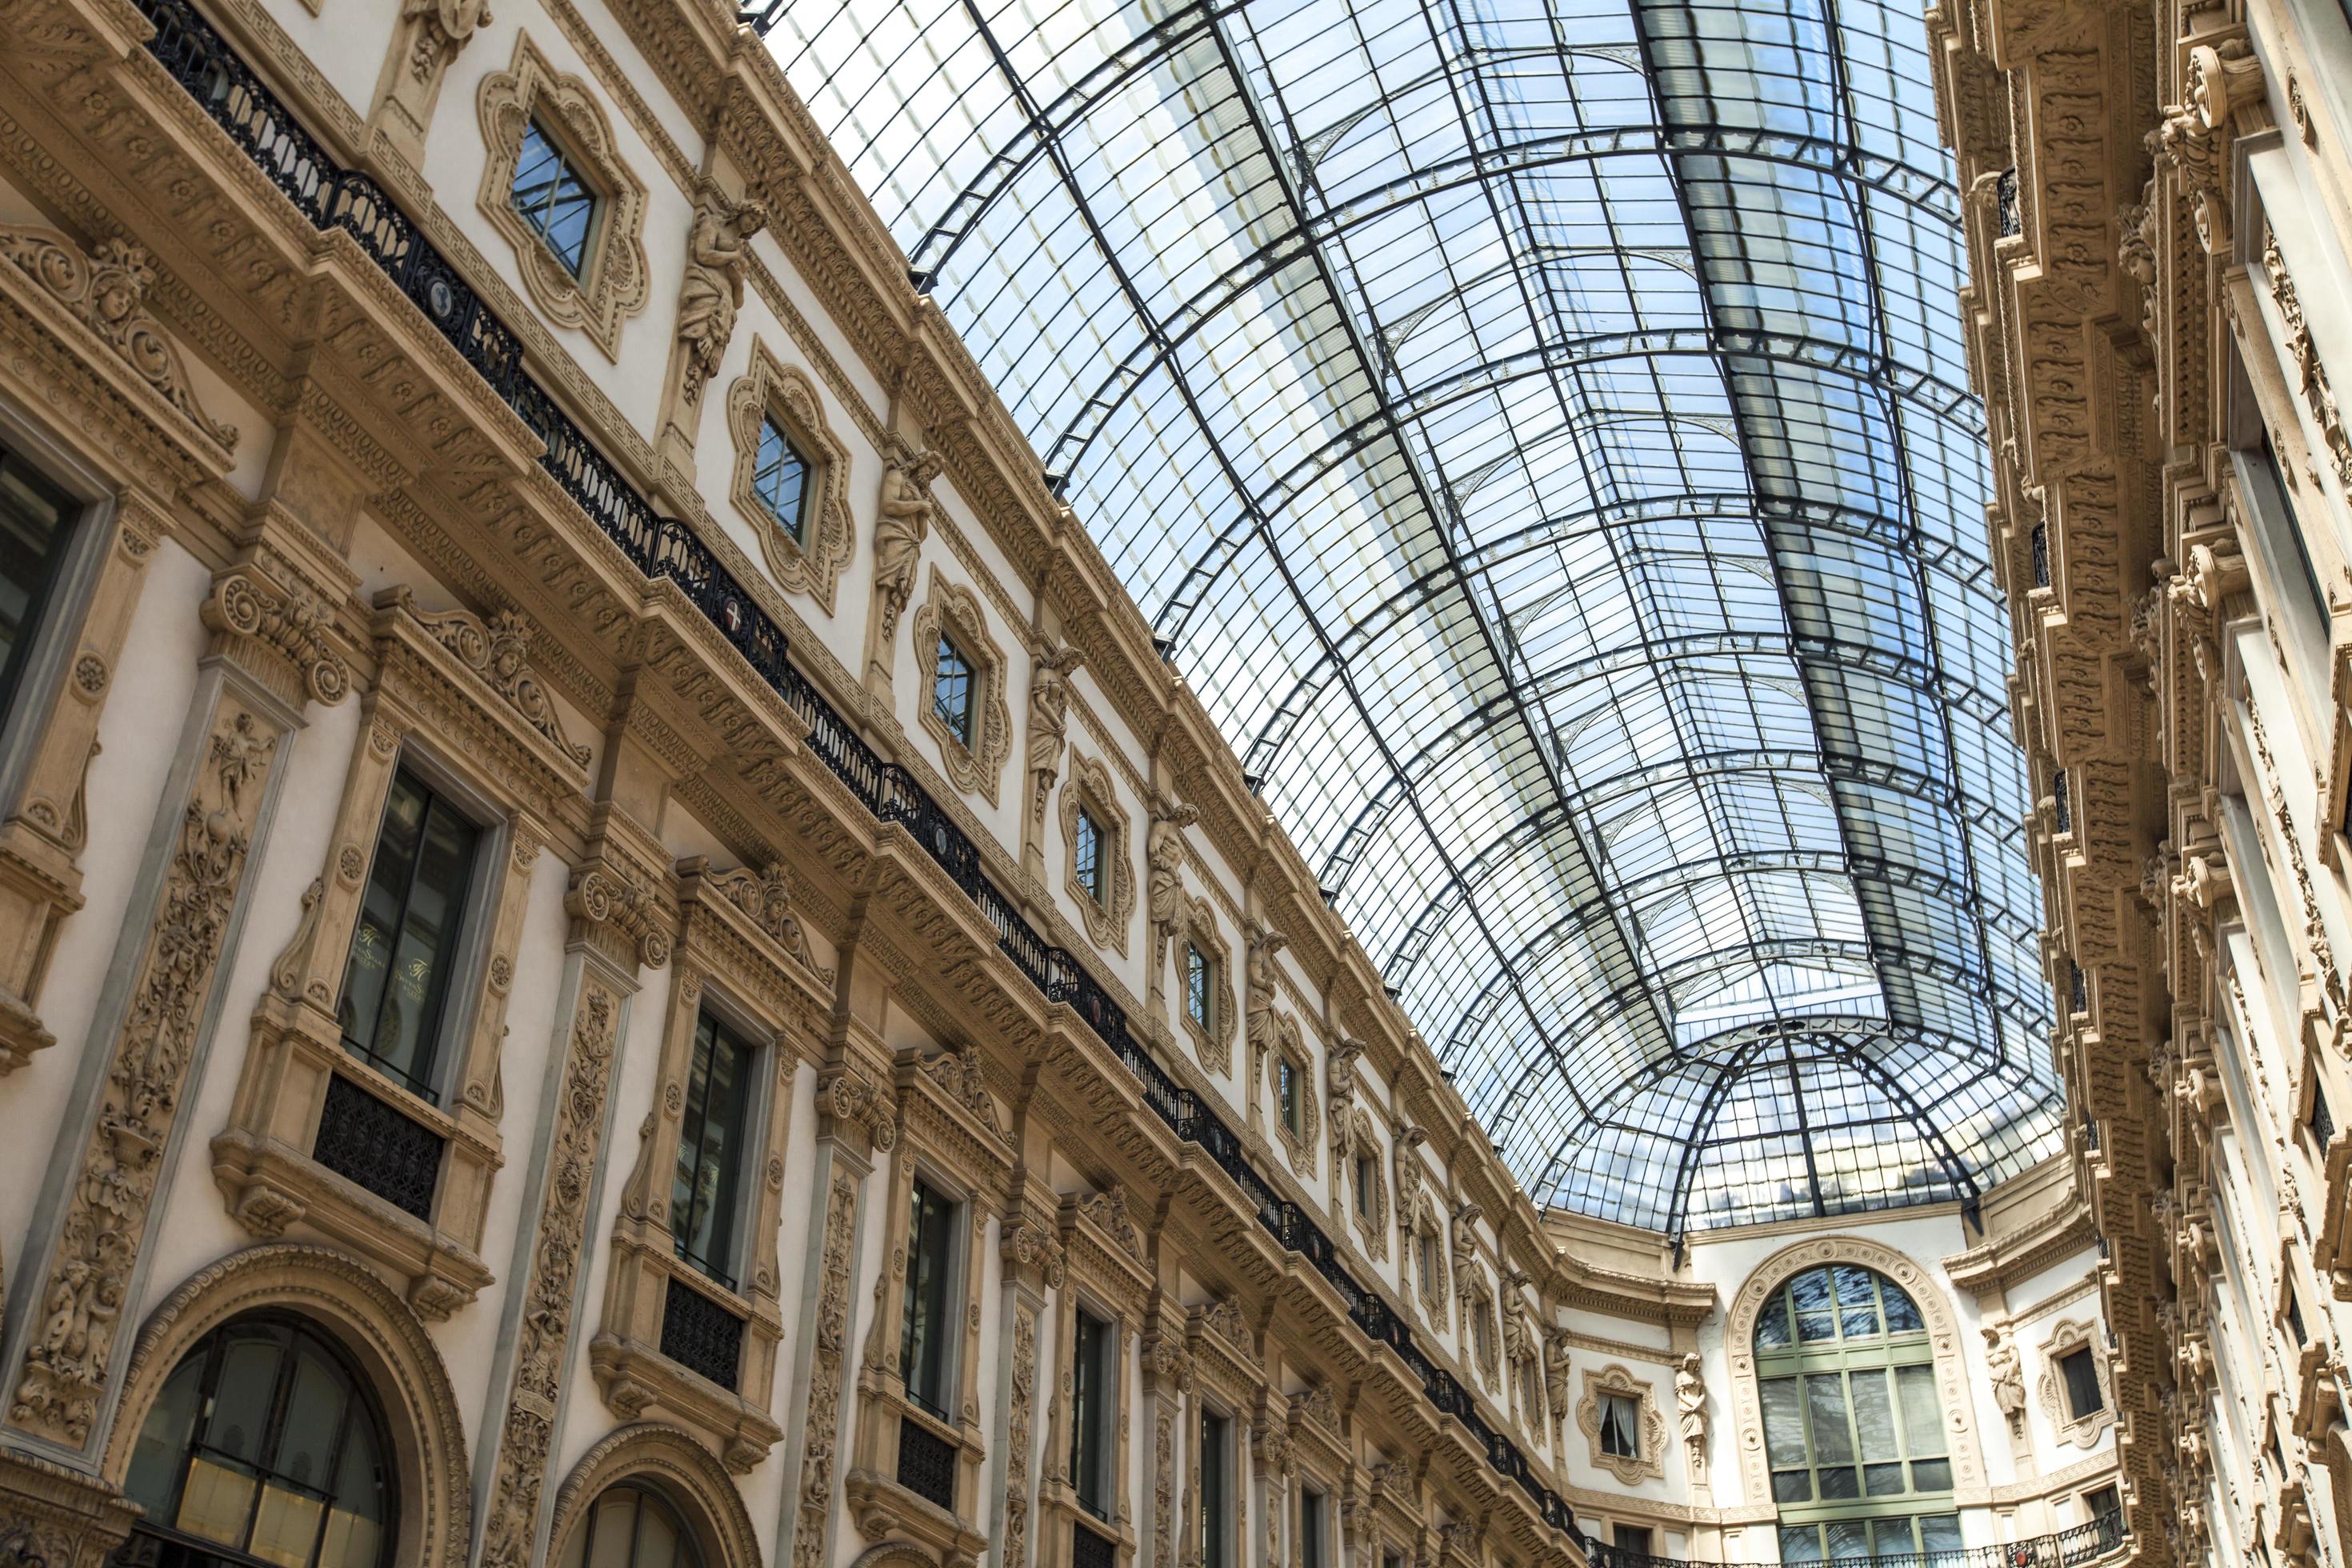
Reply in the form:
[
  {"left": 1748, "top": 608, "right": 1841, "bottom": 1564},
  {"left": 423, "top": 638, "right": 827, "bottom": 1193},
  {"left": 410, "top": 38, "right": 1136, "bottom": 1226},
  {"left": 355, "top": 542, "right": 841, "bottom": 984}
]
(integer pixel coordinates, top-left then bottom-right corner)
[
  {"left": 120, "top": 1316, "right": 392, "bottom": 1568},
  {"left": 557, "top": 1483, "right": 706, "bottom": 1568},
  {"left": 1755, "top": 1265, "right": 1962, "bottom": 1564}
]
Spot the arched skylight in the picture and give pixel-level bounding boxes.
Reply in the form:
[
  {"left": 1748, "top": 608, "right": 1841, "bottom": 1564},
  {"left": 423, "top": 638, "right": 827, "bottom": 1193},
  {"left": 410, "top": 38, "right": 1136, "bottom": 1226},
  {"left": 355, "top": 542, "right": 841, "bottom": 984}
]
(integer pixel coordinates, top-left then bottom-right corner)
[{"left": 754, "top": 0, "right": 2063, "bottom": 1236}]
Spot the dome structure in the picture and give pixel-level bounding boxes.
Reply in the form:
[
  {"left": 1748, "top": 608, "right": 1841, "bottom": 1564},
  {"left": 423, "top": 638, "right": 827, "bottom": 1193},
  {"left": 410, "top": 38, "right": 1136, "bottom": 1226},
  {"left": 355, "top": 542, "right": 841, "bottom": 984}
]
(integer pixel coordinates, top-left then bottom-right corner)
[{"left": 751, "top": 0, "right": 2062, "bottom": 1237}]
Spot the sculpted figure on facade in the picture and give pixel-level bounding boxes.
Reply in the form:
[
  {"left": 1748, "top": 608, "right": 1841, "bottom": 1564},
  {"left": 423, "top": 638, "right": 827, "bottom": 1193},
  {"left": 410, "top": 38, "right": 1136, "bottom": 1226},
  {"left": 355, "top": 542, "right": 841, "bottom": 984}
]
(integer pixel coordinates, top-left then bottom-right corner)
[
  {"left": 1146, "top": 801, "right": 1198, "bottom": 969},
  {"left": 675, "top": 188, "right": 770, "bottom": 409},
  {"left": 1245, "top": 923, "right": 1286, "bottom": 1069},
  {"left": 873, "top": 451, "right": 942, "bottom": 640},
  {"left": 1983, "top": 1324, "right": 2026, "bottom": 1432},
  {"left": 1024, "top": 643, "right": 1083, "bottom": 827},
  {"left": 1675, "top": 1351, "right": 1707, "bottom": 1472}
]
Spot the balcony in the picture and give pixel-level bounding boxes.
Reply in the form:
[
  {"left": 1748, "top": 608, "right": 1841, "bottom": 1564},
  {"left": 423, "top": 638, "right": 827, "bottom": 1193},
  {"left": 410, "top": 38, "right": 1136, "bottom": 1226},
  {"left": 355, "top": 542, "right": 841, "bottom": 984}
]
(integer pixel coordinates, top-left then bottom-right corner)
[{"left": 1583, "top": 1515, "right": 2129, "bottom": 1568}]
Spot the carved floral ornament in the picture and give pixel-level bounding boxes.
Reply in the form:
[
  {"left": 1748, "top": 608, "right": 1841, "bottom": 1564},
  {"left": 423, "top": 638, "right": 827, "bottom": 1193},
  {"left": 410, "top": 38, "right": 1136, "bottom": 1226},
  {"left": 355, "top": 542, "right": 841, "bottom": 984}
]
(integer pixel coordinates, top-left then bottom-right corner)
[
  {"left": 706, "top": 860, "right": 832, "bottom": 983},
  {"left": 0, "top": 226, "right": 238, "bottom": 452},
  {"left": 823, "top": 1068, "right": 898, "bottom": 1151},
  {"left": 725, "top": 341, "right": 856, "bottom": 611},
  {"left": 474, "top": 34, "right": 650, "bottom": 358},
  {"left": 566, "top": 866, "right": 672, "bottom": 969},
  {"left": 381, "top": 589, "right": 589, "bottom": 766},
  {"left": 205, "top": 569, "right": 350, "bottom": 707},
  {"left": 1002, "top": 1219, "right": 1067, "bottom": 1290}
]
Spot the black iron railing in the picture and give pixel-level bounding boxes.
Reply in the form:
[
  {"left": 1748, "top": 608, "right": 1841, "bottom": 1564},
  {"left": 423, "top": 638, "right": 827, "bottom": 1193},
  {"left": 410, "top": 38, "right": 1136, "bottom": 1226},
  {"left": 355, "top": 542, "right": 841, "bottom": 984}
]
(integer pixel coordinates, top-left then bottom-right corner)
[
  {"left": 660, "top": 1274, "right": 746, "bottom": 1390},
  {"left": 132, "top": 0, "right": 1577, "bottom": 1535},
  {"left": 313, "top": 1074, "right": 442, "bottom": 1220},
  {"left": 896, "top": 1414, "right": 958, "bottom": 1510},
  {"left": 1584, "top": 1516, "right": 2129, "bottom": 1568}
]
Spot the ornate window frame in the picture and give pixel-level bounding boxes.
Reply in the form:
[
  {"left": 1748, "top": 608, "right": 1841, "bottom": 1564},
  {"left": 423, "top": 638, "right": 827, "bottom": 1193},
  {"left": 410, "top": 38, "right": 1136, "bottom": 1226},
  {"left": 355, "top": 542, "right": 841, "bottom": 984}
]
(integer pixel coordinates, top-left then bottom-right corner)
[
  {"left": 1185, "top": 1298, "right": 1265, "bottom": 1568},
  {"left": 475, "top": 33, "right": 650, "bottom": 358},
  {"left": 106, "top": 1244, "right": 474, "bottom": 1568},
  {"left": 1577, "top": 1363, "right": 1666, "bottom": 1486},
  {"left": 1178, "top": 894, "right": 1237, "bottom": 1075},
  {"left": 211, "top": 589, "right": 594, "bottom": 1321},
  {"left": 842, "top": 1038, "right": 1014, "bottom": 1562},
  {"left": 1044, "top": 1186, "right": 1154, "bottom": 1558},
  {"left": 1724, "top": 1237, "right": 1987, "bottom": 1507},
  {"left": 1266, "top": 1016, "right": 1319, "bottom": 1178},
  {"left": 724, "top": 338, "right": 854, "bottom": 612},
  {"left": 1462, "top": 1265, "right": 1502, "bottom": 1392},
  {"left": 2038, "top": 1317, "right": 2117, "bottom": 1450},
  {"left": 1341, "top": 1109, "right": 1389, "bottom": 1261},
  {"left": 546, "top": 1424, "right": 763, "bottom": 1568},
  {"left": 1058, "top": 748, "right": 1134, "bottom": 955},
  {"left": 591, "top": 858, "right": 835, "bottom": 1471},
  {"left": 909, "top": 570, "right": 1011, "bottom": 806}
]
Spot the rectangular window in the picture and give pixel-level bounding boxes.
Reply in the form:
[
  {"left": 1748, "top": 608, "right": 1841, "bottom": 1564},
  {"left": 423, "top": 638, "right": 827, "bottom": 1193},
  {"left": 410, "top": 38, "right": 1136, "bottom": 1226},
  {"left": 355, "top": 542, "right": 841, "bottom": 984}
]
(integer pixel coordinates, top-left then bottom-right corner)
[
  {"left": 2085, "top": 1486, "right": 2120, "bottom": 1525},
  {"left": 1354, "top": 1153, "right": 1373, "bottom": 1216},
  {"left": 1298, "top": 1488, "right": 1324, "bottom": 1568},
  {"left": 1186, "top": 944, "right": 1212, "bottom": 1032},
  {"left": 2059, "top": 1346, "right": 2104, "bottom": 1419},
  {"left": 1418, "top": 1230, "right": 1438, "bottom": 1296},
  {"left": 339, "top": 770, "right": 482, "bottom": 1098},
  {"left": 1615, "top": 1526, "right": 1654, "bottom": 1557},
  {"left": 0, "top": 446, "right": 81, "bottom": 736},
  {"left": 2287, "top": 1292, "right": 2309, "bottom": 1346},
  {"left": 1070, "top": 1309, "right": 1111, "bottom": 1519},
  {"left": 1074, "top": 806, "right": 1105, "bottom": 902},
  {"left": 1199, "top": 1409, "right": 1230, "bottom": 1568},
  {"left": 1278, "top": 1058, "right": 1299, "bottom": 1134},
  {"left": 510, "top": 120, "right": 598, "bottom": 275},
  {"left": 670, "top": 1012, "right": 755, "bottom": 1287},
  {"left": 752, "top": 416, "right": 811, "bottom": 541},
  {"left": 2314, "top": 1082, "right": 2336, "bottom": 1149},
  {"left": 900, "top": 1178, "right": 958, "bottom": 1416},
  {"left": 933, "top": 634, "right": 974, "bottom": 748},
  {"left": 1600, "top": 1391, "right": 1642, "bottom": 1458}
]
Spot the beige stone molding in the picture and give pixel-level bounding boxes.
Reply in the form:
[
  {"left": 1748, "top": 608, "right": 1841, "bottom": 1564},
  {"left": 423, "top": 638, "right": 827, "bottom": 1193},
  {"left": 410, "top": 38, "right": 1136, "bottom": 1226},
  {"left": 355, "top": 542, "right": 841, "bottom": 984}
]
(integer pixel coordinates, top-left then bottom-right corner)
[
  {"left": 1265, "top": 1012, "right": 1319, "bottom": 1179},
  {"left": 1577, "top": 1362, "right": 1666, "bottom": 1486},
  {"left": 792, "top": 1164, "right": 862, "bottom": 1568},
  {"left": 475, "top": 32, "right": 650, "bottom": 359},
  {"left": 1174, "top": 892, "right": 1236, "bottom": 1075},
  {"left": 910, "top": 570, "right": 1012, "bottom": 807},
  {"left": 1058, "top": 748, "right": 1134, "bottom": 956},
  {"left": 7, "top": 651, "right": 294, "bottom": 1450},
  {"left": 1340, "top": 1106, "right": 1391, "bottom": 1262},
  {"left": 725, "top": 338, "right": 856, "bottom": 612},
  {"left": 103, "top": 1243, "right": 472, "bottom": 1568},
  {"left": 0, "top": 226, "right": 238, "bottom": 454},
  {"left": 368, "top": 0, "right": 494, "bottom": 168},
  {"left": 546, "top": 1423, "right": 763, "bottom": 1568}
]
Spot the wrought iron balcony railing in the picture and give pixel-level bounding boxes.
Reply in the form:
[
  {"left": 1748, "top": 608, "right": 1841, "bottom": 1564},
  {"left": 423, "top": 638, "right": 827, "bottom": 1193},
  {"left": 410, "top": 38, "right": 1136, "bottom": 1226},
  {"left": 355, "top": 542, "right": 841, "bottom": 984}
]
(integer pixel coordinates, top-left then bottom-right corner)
[
  {"left": 129, "top": 0, "right": 1577, "bottom": 1536},
  {"left": 1584, "top": 1515, "right": 2129, "bottom": 1568}
]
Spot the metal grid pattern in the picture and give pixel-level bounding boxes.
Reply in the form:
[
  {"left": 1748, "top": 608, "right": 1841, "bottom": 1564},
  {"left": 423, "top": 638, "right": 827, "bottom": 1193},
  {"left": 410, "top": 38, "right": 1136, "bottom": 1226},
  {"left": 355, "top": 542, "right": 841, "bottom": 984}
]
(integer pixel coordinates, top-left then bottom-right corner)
[{"left": 754, "top": 0, "right": 2061, "bottom": 1236}]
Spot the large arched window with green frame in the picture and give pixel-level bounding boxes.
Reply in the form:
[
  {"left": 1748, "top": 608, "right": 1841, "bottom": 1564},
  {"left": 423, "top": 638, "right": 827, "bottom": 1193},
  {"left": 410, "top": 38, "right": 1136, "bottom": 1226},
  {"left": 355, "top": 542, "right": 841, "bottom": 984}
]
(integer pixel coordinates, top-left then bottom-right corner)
[{"left": 1757, "top": 1265, "right": 1964, "bottom": 1563}]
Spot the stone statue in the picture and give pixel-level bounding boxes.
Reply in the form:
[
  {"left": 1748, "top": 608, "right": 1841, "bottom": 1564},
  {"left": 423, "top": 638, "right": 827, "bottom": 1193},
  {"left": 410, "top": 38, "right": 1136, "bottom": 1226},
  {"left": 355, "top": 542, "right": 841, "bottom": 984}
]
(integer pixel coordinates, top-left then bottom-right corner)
[
  {"left": 1984, "top": 1324, "right": 2026, "bottom": 1427},
  {"left": 1146, "top": 802, "right": 1198, "bottom": 970},
  {"left": 1025, "top": 645, "right": 1083, "bottom": 826},
  {"left": 872, "top": 452, "right": 940, "bottom": 638},
  {"left": 1675, "top": 1351, "right": 1708, "bottom": 1470},
  {"left": 1543, "top": 1330, "right": 1570, "bottom": 1429},
  {"left": 1245, "top": 925, "right": 1286, "bottom": 1059},
  {"left": 674, "top": 190, "right": 768, "bottom": 406}
]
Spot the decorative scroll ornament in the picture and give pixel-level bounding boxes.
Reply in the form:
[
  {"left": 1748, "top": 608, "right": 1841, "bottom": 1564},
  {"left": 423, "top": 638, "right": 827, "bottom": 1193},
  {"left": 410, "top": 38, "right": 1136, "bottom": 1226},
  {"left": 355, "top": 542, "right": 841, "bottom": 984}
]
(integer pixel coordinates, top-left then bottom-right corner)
[
  {"left": 1025, "top": 643, "right": 1083, "bottom": 827},
  {"left": 921, "top": 1038, "right": 1004, "bottom": 1135},
  {"left": 2263, "top": 234, "right": 2352, "bottom": 491},
  {"left": 823, "top": 1069, "right": 898, "bottom": 1151},
  {"left": 1201, "top": 1296, "right": 1249, "bottom": 1348},
  {"left": 566, "top": 866, "right": 672, "bottom": 969},
  {"left": 1001, "top": 1219, "right": 1066, "bottom": 1289},
  {"left": 401, "top": 596, "right": 590, "bottom": 766},
  {"left": 1078, "top": 1186, "right": 1144, "bottom": 1262},
  {"left": 675, "top": 188, "right": 768, "bottom": 408},
  {"left": 710, "top": 862, "right": 833, "bottom": 982},
  {"left": 872, "top": 451, "right": 941, "bottom": 638},
  {"left": 479, "top": 982, "right": 620, "bottom": 1568},
  {"left": 10, "top": 707, "right": 278, "bottom": 1442},
  {"left": 0, "top": 226, "right": 239, "bottom": 450},
  {"left": 401, "top": 0, "right": 491, "bottom": 79},
  {"left": 207, "top": 571, "right": 350, "bottom": 706},
  {"left": 1293, "top": 1382, "right": 1338, "bottom": 1434}
]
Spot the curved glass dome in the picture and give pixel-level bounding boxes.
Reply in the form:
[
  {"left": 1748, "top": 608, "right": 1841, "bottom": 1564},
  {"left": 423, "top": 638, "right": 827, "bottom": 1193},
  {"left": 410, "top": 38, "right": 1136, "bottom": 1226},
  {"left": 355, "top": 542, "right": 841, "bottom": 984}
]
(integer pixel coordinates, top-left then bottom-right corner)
[{"left": 754, "top": 0, "right": 2063, "bottom": 1236}]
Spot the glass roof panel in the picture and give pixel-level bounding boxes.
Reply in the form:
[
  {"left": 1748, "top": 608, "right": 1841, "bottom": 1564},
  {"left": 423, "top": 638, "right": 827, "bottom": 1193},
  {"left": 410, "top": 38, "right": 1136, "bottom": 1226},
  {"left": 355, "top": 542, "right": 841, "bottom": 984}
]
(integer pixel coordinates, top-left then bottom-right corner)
[{"left": 759, "top": 0, "right": 2061, "bottom": 1234}]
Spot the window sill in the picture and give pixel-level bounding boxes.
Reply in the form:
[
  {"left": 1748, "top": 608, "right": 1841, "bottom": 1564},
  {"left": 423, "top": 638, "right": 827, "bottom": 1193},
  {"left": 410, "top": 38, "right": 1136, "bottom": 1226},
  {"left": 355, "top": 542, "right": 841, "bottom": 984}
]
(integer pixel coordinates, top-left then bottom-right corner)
[
  {"left": 591, "top": 1232, "right": 784, "bottom": 1474},
  {"left": 843, "top": 1386, "right": 989, "bottom": 1562}
]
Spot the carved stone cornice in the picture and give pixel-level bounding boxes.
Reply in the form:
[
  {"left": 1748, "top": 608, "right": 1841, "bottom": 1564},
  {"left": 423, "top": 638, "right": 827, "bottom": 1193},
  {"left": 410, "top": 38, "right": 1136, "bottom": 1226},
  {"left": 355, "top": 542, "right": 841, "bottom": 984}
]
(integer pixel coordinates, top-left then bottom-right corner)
[
  {"left": 201, "top": 562, "right": 352, "bottom": 710},
  {"left": 566, "top": 858, "right": 675, "bottom": 972},
  {"left": 819, "top": 1065, "right": 899, "bottom": 1155}
]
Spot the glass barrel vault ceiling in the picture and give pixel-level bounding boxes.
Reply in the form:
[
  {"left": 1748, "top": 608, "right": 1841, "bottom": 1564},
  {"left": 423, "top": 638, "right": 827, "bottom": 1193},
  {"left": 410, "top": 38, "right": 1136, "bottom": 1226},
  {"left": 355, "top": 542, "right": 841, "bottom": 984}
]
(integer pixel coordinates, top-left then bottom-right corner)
[{"left": 754, "top": 0, "right": 2064, "bottom": 1238}]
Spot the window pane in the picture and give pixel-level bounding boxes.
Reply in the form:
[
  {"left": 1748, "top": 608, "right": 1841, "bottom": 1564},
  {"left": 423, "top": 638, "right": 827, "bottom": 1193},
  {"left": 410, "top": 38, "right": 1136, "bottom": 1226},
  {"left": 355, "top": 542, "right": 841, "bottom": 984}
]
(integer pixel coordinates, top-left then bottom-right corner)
[
  {"left": 126, "top": 1355, "right": 207, "bottom": 1515},
  {"left": 672, "top": 1014, "right": 754, "bottom": 1285},
  {"left": 753, "top": 418, "right": 810, "bottom": 538},
  {"left": 1818, "top": 1466, "right": 1860, "bottom": 1499},
  {"left": 1919, "top": 1515, "right": 1965, "bottom": 1554},
  {"left": 2061, "top": 1349, "right": 2103, "bottom": 1418},
  {"left": 1881, "top": 1282, "right": 1925, "bottom": 1333},
  {"left": 1825, "top": 1520, "right": 1870, "bottom": 1560},
  {"left": 934, "top": 638, "right": 973, "bottom": 745},
  {"left": 1850, "top": 1368, "right": 1898, "bottom": 1460},
  {"left": 1778, "top": 1526, "right": 1823, "bottom": 1564},
  {"left": 1833, "top": 1266, "right": 1881, "bottom": 1338},
  {"left": 178, "top": 1456, "right": 260, "bottom": 1546},
  {"left": 0, "top": 450, "right": 76, "bottom": 730},
  {"left": 1870, "top": 1520, "right": 1916, "bottom": 1558},
  {"left": 1771, "top": 1471, "right": 1812, "bottom": 1502},
  {"left": 1911, "top": 1457, "right": 1954, "bottom": 1492},
  {"left": 513, "top": 122, "right": 597, "bottom": 274},
  {"left": 901, "top": 1180, "right": 957, "bottom": 1413},
  {"left": 1792, "top": 1270, "right": 1835, "bottom": 1342},
  {"left": 249, "top": 1483, "right": 326, "bottom": 1568},
  {"left": 340, "top": 774, "right": 478, "bottom": 1095},
  {"left": 1076, "top": 809, "right": 1102, "bottom": 898},
  {"left": 1805, "top": 1373, "right": 1854, "bottom": 1462},
  {"left": 585, "top": 1490, "right": 639, "bottom": 1568},
  {"left": 1895, "top": 1364, "right": 1946, "bottom": 1457},
  {"left": 1864, "top": 1462, "right": 1906, "bottom": 1496},
  {"left": 321, "top": 1411, "right": 386, "bottom": 1568},
  {"left": 274, "top": 1345, "right": 350, "bottom": 1493},
  {"left": 1761, "top": 1377, "right": 1808, "bottom": 1466},
  {"left": 1756, "top": 1293, "right": 1792, "bottom": 1347},
  {"left": 205, "top": 1334, "right": 285, "bottom": 1463}
]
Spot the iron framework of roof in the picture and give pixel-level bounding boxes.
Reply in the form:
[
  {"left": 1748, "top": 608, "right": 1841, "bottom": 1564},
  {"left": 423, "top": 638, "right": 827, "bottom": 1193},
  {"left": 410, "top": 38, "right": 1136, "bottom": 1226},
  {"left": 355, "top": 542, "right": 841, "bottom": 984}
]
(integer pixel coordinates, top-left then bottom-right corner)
[{"left": 746, "top": 0, "right": 2064, "bottom": 1239}]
